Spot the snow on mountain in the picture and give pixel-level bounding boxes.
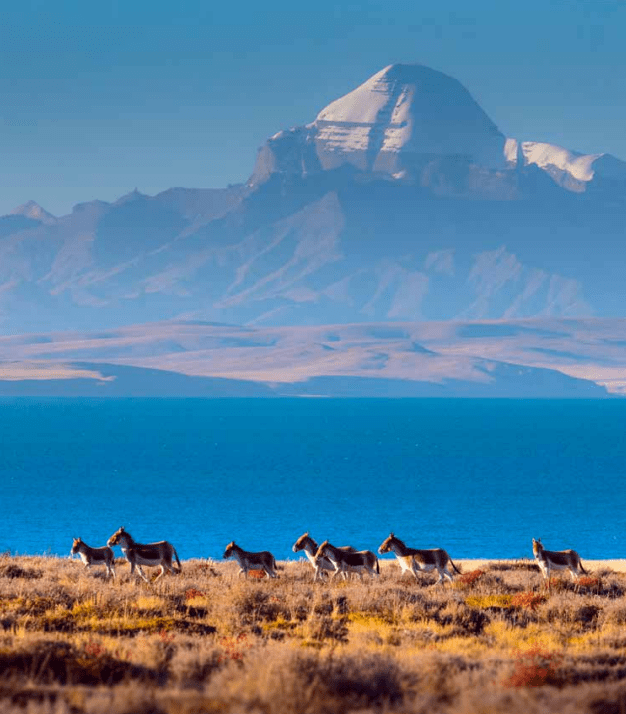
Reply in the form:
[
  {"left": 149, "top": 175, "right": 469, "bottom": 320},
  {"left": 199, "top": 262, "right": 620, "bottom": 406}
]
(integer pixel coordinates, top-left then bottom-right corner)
[
  {"left": 504, "top": 139, "right": 599, "bottom": 181},
  {"left": 504, "top": 138, "right": 626, "bottom": 189},
  {"left": 252, "top": 63, "right": 626, "bottom": 196},
  {"left": 10, "top": 200, "right": 57, "bottom": 225},
  {"left": 313, "top": 64, "right": 507, "bottom": 173},
  {"left": 252, "top": 64, "right": 508, "bottom": 183}
]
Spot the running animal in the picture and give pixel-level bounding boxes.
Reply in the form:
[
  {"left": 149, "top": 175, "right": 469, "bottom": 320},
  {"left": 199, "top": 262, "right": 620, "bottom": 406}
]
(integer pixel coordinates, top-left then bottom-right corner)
[
  {"left": 71, "top": 538, "right": 116, "bottom": 578},
  {"left": 292, "top": 532, "right": 356, "bottom": 581},
  {"left": 107, "top": 527, "right": 181, "bottom": 582},
  {"left": 378, "top": 533, "right": 460, "bottom": 584},
  {"left": 314, "top": 540, "right": 379, "bottom": 580},
  {"left": 223, "top": 541, "right": 278, "bottom": 578}
]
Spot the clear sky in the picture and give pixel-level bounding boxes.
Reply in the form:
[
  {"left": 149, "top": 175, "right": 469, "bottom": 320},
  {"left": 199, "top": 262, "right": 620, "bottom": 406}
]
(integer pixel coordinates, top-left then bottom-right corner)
[{"left": 1, "top": 0, "right": 625, "bottom": 217}]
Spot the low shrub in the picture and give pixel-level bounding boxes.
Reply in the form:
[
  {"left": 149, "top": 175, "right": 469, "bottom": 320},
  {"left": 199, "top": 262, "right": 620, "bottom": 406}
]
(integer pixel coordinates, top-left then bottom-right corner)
[{"left": 503, "top": 646, "right": 563, "bottom": 688}]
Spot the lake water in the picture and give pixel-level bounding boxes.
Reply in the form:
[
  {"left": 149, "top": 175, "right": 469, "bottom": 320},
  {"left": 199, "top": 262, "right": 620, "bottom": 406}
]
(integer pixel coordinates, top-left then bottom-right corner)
[{"left": 1, "top": 398, "right": 625, "bottom": 562}]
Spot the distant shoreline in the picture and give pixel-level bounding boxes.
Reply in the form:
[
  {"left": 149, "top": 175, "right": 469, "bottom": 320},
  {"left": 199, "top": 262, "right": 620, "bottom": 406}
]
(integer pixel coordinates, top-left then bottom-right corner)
[{"left": 14, "top": 554, "right": 626, "bottom": 573}]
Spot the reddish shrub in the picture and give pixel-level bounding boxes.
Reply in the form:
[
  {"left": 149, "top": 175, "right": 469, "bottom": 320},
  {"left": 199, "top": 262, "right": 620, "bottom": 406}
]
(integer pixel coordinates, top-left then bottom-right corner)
[
  {"left": 511, "top": 592, "right": 547, "bottom": 611},
  {"left": 248, "top": 570, "right": 267, "bottom": 579},
  {"left": 457, "top": 570, "right": 485, "bottom": 587},
  {"left": 578, "top": 576, "right": 600, "bottom": 590},
  {"left": 219, "top": 633, "right": 251, "bottom": 663},
  {"left": 503, "top": 647, "right": 563, "bottom": 688}
]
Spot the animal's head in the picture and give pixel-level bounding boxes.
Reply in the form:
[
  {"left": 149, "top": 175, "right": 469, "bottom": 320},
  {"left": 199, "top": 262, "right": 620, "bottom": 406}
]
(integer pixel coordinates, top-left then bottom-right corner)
[
  {"left": 378, "top": 533, "right": 395, "bottom": 554},
  {"left": 223, "top": 541, "right": 236, "bottom": 559},
  {"left": 71, "top": 538, "right": 82, "bottom": 554},
  {"left": 314, "top": 540, "right": 330, "bottom": 562},
  {"left": 292, "top": 532, "right": 310, "bottom": 553},
  {"left": 107, "top": 527, "right": 126, "bottom": 547},
  {"left": 532, "top": 538, "right": 543, "bottom": 555}
]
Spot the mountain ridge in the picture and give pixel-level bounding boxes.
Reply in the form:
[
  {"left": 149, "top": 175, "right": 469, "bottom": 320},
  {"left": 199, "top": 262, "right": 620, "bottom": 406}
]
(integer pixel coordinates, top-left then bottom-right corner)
[{"left": 0, "top": 62, "right": 624, "bottom": 336}]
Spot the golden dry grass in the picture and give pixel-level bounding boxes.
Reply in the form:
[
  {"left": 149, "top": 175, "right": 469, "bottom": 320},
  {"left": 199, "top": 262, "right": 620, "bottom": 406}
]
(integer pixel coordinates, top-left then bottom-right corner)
[{"left": 2, "top": 554, "right": 626, "bottom": 713}]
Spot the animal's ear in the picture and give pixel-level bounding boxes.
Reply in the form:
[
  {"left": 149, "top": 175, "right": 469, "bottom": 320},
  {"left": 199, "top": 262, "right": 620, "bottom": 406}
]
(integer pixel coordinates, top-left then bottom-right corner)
[
  {"left": 390, "top": 532, "right": 394, "bottom": 537},
  {"left": 304, "top": 532, "right": 309, "bottom": 537}
]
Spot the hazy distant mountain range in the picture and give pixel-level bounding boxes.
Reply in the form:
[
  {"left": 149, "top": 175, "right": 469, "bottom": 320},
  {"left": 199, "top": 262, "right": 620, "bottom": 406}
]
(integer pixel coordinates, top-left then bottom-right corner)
[{"left": 2, "top": 64, "right": 625, "bottom": 396}]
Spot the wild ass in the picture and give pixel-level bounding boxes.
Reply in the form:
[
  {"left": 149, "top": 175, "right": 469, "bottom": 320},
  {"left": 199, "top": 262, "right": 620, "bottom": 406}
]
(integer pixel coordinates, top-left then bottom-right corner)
[
  {"left": 107, "top": 527, "right": 181, "bottom": 582},
  {"left": 314, "top": 540, "right": 379, "bottom": 580},
  {"left": 292, "top": 532, "right": 356, "bottom": 581},
  {"left": 532, "top": 538, "right": 587, "bottom": 590},
  {"left": 378, "top": 533, "right": 460, "bottom": 584},
  {"left": 223, "top": 541, "right": 278, "bottom": 578},
  {"left": 71, "top": 538, "right": 116, "bottom": 578}
]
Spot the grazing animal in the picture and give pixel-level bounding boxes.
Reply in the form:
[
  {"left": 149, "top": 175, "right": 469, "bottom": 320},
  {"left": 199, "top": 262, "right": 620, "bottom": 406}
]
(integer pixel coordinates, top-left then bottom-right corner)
[
  {"left": 107, "top": 527, "right": 181, "bottom": 582},
  {"left": 71, "top": 538, "right": 116, "bottom": 578},
  {"left": 378, "top": 533, "right": 460, "bottom": 584},
  {"left": 314, "top": 540, "right": 379, "bottom": 580},
  {"left": 292, "top": 532, "right": 356, "bottom": 581},
  {"left": 532, "top": 538, "right": 587, "bottom": 590},
  {"left": 223, "top": 541, "right": 278, "bottom": 578}
]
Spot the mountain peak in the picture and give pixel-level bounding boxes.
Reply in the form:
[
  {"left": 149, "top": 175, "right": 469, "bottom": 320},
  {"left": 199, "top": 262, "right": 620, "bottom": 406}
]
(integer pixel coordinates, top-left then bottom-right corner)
[
  {"left": 10, "top": 200, "right": 57, "bottom": 224},
  {"left": 251, "top": 63, "right": 507, "bottom": 184},
  {"left": 114, "top": 188, "right": 148, "bottom": 206},
  {"left": 314, "top": 63, "right": 506, "bottom": 173}
]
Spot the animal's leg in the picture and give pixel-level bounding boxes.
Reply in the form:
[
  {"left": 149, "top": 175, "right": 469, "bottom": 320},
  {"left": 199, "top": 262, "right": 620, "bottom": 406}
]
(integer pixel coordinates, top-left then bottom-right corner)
[
  {"left": 135, "top": 564, "right": 150, "bottom": 583},
  {"left": 153, "top": 565, "right": 166, "bottom": 582}
]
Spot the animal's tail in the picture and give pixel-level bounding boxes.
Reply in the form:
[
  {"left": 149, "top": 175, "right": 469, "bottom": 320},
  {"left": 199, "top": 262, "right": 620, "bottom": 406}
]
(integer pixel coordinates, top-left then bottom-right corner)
[
  {"left": 173, "top": 547, "right": 182, "bottom": 573},
  {"left": 579, "top": 559, "right": 588, "bottom": 575},
  {"left": 375, "top": 556, "right": 380, "bottom": 575},
  {"left": 449, "top": 557, "right": 462, "bottom": 575}
]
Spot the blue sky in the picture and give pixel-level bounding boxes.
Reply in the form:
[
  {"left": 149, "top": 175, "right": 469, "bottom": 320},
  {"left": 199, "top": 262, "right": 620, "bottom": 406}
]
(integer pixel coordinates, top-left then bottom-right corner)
[{"left": 1, "top": 0, "right": 625, "bottom": 216}]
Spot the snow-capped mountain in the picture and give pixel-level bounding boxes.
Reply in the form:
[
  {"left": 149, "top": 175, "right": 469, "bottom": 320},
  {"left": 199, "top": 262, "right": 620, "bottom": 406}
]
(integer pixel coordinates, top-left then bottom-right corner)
[
  {"left": 252, "top": 63, "right": 626, "bottom": 196},
  {"left": 0, "top": 63, "right": 624, "bottom": 336}
]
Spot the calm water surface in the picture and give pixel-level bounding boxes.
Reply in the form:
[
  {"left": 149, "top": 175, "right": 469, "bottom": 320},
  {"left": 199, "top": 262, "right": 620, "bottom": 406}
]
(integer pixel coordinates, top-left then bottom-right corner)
[{"left": 1, "top": 398, "right": 624, "bottom": 560}]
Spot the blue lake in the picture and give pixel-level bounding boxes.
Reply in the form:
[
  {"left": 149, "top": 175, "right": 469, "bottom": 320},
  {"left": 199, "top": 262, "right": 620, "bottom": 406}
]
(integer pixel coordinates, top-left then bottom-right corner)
[{"left": 1, "top": 398, "right": 625, "bottom": 561}]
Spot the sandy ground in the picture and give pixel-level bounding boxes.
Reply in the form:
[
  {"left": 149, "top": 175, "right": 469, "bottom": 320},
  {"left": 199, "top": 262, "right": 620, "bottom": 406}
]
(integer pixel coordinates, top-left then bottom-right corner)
[{"left": 282, "top": 557, "right": 626, "bottom": 574}]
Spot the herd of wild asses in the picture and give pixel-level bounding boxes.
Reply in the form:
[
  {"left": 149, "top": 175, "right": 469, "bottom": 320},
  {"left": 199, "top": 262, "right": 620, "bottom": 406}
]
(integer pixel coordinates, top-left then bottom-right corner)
[{"left": 68, "top": 528, "right": 589, "bottom": 589}]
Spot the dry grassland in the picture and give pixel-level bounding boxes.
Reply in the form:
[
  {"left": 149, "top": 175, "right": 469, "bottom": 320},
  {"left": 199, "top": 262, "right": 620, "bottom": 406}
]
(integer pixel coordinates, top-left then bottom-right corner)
[{"left": 2, "top": 554, "right": 626, "bottom": 713}]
